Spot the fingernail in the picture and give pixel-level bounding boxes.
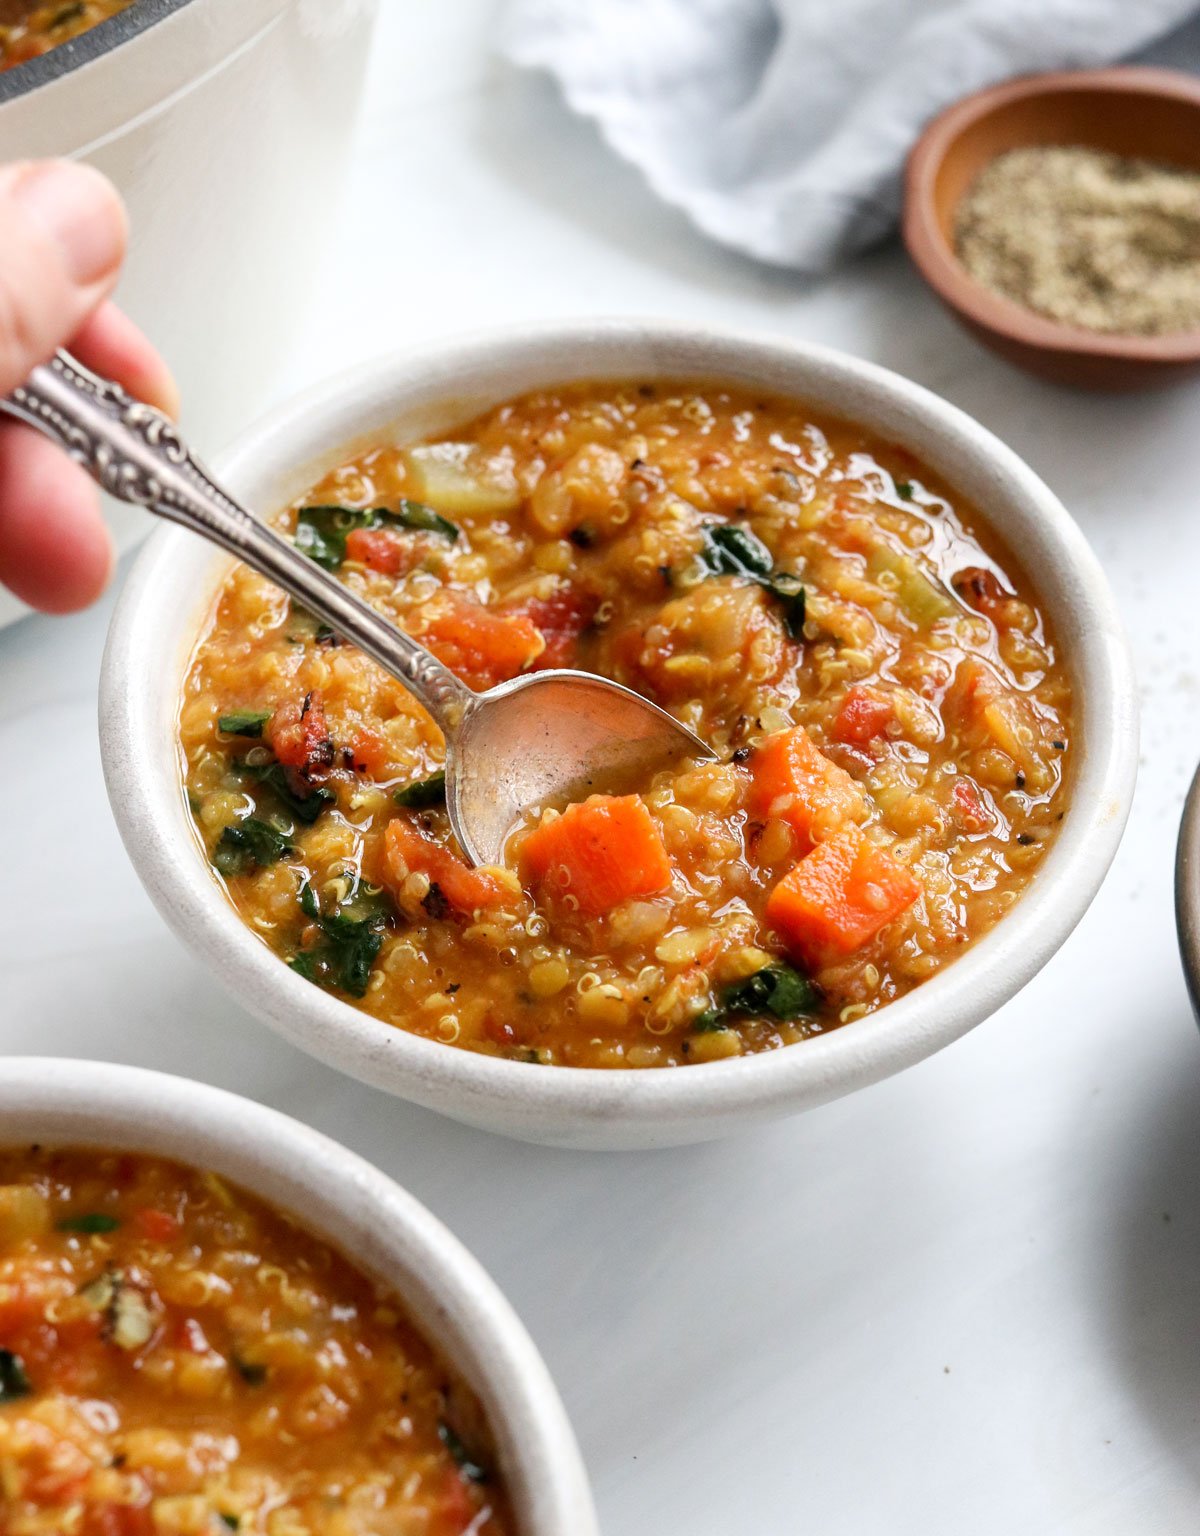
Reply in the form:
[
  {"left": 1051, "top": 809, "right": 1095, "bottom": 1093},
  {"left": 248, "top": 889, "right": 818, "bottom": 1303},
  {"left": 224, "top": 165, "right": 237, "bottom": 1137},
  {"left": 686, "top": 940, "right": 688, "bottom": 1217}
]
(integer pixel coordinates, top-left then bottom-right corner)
[{"left": 13, "top": 161, "right": 126, "bottom": 286}]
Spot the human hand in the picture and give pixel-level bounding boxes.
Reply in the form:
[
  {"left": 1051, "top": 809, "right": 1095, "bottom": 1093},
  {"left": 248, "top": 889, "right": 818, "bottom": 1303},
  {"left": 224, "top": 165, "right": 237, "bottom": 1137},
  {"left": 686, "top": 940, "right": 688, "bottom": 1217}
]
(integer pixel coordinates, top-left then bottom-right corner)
[{"left": 0, "top": 160, "right": 177, "bottom": 613}]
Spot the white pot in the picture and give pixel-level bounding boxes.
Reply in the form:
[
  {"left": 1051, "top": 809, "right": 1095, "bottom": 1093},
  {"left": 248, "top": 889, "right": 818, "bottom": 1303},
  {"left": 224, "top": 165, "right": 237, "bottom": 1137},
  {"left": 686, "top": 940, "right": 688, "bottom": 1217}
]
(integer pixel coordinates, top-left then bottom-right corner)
[
  {"left": 100, "top": 319, "right": 1140, "bottom": 1150},
  {"left": 0, "top": 1056, "right": 599, "bottom": 1535},
  {"left": 0, "top": 0, "right": 379, "bottom": 627}
]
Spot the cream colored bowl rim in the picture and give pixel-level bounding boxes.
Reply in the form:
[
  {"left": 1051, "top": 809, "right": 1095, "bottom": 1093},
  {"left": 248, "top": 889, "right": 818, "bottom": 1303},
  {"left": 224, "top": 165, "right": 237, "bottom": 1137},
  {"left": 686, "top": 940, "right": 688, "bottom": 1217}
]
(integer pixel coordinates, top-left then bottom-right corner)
[
  {"left": 99, "top": 318, "right": 1139, "bottom": 1141},
  {"left": 0, "top": 1056, "right": 597, "bottom": 1533}
]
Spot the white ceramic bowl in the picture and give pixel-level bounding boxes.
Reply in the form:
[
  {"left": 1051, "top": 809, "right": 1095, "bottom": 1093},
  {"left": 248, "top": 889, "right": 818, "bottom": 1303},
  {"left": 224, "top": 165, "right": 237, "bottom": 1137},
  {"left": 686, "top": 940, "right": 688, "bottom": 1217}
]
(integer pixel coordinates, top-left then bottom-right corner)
[
  {"left": 0, "top": 0, "right": 378, "bottom": 627},
  {"left": 0, "top": 1056, "right": 597, "bottom": 1534},
  {"left": 100, "top": 320, "right": 1139, "bottom": 1150}
]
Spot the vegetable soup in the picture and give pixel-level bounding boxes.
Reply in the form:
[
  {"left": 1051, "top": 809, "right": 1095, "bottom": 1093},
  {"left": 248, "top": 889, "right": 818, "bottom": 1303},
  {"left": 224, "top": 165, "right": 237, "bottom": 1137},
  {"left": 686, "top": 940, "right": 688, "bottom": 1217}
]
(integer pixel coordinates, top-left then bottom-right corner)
[
  {"left": 180, "top": 382, "right": 1073, "bottom": 1068},
  {"left": 0, "top": 1147, "right": 511, "bottom": 1535},
  {"left": 0, "top": 1, "right": 134, "bottom": 69}
]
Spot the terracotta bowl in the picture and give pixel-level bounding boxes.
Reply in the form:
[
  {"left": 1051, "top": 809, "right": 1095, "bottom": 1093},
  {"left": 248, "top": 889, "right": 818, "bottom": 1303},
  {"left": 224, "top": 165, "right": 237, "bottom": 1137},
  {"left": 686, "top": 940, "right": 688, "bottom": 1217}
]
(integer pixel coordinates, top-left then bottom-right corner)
[{"left": 904, "top": 67, "right": 1200, "bottom": 390}]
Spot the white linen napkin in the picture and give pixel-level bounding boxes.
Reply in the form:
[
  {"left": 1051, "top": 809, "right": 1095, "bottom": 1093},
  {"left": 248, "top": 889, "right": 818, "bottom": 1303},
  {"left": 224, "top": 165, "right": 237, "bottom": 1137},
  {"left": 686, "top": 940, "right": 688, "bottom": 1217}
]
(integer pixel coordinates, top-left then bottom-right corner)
[{"left": 497, "top": 0, "right": 1200, "bottom": 272}]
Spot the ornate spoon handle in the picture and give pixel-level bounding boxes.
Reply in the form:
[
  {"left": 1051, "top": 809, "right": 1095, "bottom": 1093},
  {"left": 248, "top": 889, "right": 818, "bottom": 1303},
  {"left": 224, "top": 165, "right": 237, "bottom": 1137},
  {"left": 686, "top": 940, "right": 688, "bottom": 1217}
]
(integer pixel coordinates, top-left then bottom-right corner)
[{"left": 2, "top": 351, "right": 474, "bottom": 732}]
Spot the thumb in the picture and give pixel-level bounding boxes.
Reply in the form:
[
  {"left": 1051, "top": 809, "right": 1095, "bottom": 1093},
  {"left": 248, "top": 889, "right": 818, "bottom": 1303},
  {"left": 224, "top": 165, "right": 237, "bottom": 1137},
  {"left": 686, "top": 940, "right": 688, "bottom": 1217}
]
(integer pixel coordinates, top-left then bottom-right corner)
[{"left": 0, "top": 160, "right": 128, "bottom": 397}]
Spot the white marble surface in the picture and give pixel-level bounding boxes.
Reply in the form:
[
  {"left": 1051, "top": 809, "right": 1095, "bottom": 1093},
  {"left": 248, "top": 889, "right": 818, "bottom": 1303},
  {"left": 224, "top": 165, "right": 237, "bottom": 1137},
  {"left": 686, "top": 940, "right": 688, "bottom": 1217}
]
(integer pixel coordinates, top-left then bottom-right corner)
[{"left": 4, "top": 4, "right": 1200, "bottom": 1531}]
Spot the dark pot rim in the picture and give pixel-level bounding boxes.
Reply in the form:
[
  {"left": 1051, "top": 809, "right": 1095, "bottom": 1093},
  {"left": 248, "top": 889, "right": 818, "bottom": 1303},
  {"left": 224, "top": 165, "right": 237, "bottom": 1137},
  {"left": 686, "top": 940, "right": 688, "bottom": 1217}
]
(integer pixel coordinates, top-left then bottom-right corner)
[
  {"left": 1175, "top": 761, "right": 1200, "bottom": 1019},
  {"left": 0, "top": 0, "right": 194, "bottom": 105}
]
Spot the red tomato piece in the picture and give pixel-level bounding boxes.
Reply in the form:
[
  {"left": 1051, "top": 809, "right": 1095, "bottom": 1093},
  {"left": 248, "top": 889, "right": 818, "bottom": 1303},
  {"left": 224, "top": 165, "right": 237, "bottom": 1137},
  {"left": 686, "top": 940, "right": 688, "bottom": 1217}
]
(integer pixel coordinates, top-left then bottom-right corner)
[
  {"left": 345, "top": 527, "right": 419, "bottom": 576},
  {"left": 831, "top": 685, "right": 893, "bottom": 747},
  {"left": 133, "top": 1207, "right": 179, "bottom": 1242},
  {"left": 952, "top": 776, "right": 994, "bottom": 833},
  {"left": 505, "top": 585, "right": 597, "bottom": 670},
  {"left": 415, "top": 592, "right": 545, "bottom": 691},
  {"left": 269, "top": 690, "right": 335, "bottom": 780}
]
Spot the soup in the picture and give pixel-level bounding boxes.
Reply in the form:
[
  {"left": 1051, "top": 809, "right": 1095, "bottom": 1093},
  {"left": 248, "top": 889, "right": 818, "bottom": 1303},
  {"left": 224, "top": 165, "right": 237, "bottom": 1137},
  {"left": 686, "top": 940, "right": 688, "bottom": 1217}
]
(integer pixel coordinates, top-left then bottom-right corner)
[
  {"left": 0, "top": 0, "right": 134, "bottom": 70},
  {"left": 180, "top": 382, "right": 1073, "bottom": 1068},
  {"left": 0, "top": 1147, "right": 511, "bottom": 1534}
]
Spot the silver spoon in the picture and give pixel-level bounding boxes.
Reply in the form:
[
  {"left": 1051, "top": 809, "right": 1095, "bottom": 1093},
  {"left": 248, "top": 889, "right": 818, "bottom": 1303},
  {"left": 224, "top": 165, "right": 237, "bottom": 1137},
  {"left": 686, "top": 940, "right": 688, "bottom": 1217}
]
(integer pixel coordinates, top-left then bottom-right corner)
[{"left": 3, "top": 350, "right": 716, "bottom": 865}]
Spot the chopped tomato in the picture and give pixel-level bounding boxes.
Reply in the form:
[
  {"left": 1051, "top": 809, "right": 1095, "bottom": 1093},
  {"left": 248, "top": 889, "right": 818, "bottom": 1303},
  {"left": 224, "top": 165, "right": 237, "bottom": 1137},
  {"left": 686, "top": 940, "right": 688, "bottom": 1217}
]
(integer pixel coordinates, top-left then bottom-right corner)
[
  {"left": 765, "top": 826, "right": 921, "bottom": 968},
  {"left": 952, "top": 776, "right": 994, "bottom": 834},
  {"left": 383, "top": 819, "right": 508, "bottom": 917},
  {"left": 953, "top": 565, "right": 1014, "bottom": 622},
  {"left": 348, "top": 726, "right": 392, "bottom": 778},
  {"left": 436, "top": 1466, "right": 479, "bottom": 1532},
  {"left": 484, "top": 1015, "right": 520, "bottom": 1048},
  {"left": 133, "top": 1207, "right": 179, "bottom": 1243},
  {"left": 505, "top": 585, "right": 597, "bottom": 670},
  {"left": 80, "top": 1502, "right": 156, "bottom": 1536},
  {"left": 520, "top": 794, "right": 672, "bottom": 916},
  {"left": 345, "top": 527, "right": 420, "bottom": 576},
  {"left": 747, "top": 726, "right": 864, "bottom": 849},
  {"left": 831, "top": 685, "right": 893, "bottom": 747},
  {"left": 269, "top": 690, "right": 334, "bottom": 781},
  {"left": 415, "top": 592, "right": 544, "bottom": 690},
  {"left": 174, "top": 1316, "right": 211, "bottom": 1354}
]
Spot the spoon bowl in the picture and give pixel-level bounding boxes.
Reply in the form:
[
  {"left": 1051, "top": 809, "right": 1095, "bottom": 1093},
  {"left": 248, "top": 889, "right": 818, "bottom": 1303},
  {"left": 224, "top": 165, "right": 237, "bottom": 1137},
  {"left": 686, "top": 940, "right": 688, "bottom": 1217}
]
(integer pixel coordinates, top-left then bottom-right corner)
[{"left": 452, "top": 671, "right": 716, "bottom": 865}]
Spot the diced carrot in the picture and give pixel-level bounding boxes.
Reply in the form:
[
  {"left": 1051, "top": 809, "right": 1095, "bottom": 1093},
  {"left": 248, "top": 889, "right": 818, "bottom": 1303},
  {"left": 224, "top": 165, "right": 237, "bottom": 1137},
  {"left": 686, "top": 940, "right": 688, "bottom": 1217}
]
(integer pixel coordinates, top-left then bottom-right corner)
[
  {"left": 269, "top": 690, "right": 334, "bottom": 780},
  {"left": 831, "top": 684, "right": 893, "bottom": 747},
  {"left": 345, "top": 526, "right": 420, "bottom": 576},
  {"left": 383, "top": 819, "right": 508, "bottom": 917},
  {"left": 133, "top": 1207, "right": 179, "bottom": 1243},
  {"left": 748, "top": 726, "right": 864, "bottom": 848},
  {"left": 520, "top": 794, "right": 672, "bottom": 916},
  {"left": 505, "top": 584, "right": 597, "bottom": 670},
  {"left": 415, "top": 591, "right": 545, "bottom": 690},
  {"left": 765, "top": 826, "right": 921, "bottom": 967}
]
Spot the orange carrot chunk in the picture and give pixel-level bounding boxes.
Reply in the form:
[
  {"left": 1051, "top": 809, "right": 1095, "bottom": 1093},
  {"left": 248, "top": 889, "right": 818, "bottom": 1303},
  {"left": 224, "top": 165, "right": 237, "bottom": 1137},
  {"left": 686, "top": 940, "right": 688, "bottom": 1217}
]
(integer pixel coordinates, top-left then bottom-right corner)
[
  {"left": 415, "top": 591, "right": 545, "bottom": 691},
  {"left": 383, "top": 819, "right": 508, "bottom": 917},
  {"left": 831, "top": 684, "right": 893, "bottom": 747},
  {"left": 520, "top": 794, "right": 672, "bottom": 916},
  {"left": 748, "top": 726, "right": 864, "bottom": 847},
  {"left": 765, "top": 826, "right": 921, "bottom": 968}
]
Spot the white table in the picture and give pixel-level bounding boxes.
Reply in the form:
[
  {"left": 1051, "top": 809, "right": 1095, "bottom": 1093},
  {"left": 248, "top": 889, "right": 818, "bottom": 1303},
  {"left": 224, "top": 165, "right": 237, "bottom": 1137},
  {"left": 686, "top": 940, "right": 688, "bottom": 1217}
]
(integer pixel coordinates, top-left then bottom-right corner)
[{"left": 4, "top": 5, "right": 1199, "bottom": 1531}]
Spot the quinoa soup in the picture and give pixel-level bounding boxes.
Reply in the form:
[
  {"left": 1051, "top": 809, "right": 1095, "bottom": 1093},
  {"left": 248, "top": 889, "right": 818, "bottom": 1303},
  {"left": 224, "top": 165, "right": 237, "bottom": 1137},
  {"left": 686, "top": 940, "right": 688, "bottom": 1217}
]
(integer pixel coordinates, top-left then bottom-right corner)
[
  {"left": 179, "top": 382, "right": 1074, "bottom": 1069},
  {"left": 0, "top": 1146, "right": 511, "bottom": 1535}
]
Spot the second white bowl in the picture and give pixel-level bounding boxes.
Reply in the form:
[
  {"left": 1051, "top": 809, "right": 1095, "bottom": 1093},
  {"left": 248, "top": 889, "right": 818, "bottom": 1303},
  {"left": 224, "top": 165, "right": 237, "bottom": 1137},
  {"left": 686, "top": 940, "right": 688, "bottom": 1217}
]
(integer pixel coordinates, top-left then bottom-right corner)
[
  {"left": 99, "top": 320, "right": 1139, "bottom": 1149},
  {"left": 0, "top": 1057, "right": 597, "bottom": 1532}
]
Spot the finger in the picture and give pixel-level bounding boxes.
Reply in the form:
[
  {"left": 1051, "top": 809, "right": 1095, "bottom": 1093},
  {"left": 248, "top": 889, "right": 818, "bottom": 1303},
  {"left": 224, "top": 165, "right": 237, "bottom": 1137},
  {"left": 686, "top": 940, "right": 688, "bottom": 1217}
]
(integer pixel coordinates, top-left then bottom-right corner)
[
  {"left": 0, "top": 419, "right": 113, "bottom": 613},
  {"left": 71, "top": 300, "right": 179, "bottom": 418},
  {"left": 0, "top": 160, "right": 127, "bottom": 397}
]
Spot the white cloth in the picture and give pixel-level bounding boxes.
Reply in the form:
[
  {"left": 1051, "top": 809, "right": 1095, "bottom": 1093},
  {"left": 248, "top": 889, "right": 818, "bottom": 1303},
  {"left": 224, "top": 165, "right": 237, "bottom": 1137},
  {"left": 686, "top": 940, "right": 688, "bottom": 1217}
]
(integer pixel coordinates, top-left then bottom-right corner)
[{"left": 498, "top": 0, "right": 1200, "bottom": 272}]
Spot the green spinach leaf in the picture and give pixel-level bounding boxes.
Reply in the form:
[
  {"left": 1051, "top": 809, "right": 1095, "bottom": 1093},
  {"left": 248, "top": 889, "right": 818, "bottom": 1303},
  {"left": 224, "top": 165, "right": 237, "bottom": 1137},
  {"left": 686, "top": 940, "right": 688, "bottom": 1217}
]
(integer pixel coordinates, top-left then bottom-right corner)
[
  {"left": 699, "top": 524, "right": 806, "bottom": 637},
  {"left": 235, "top": 759, "right": 335, "bottom": 825},
  {"left": 214, "top": 818, "right": 296, "bottom": 876},
  {"left": 290, "top": 883, "right": 387, "bottom": 998},
  {"left": 693, "top": 963, "right": 819, "bottom": 1033},
  {"left": 438, "top": 1420, "right": 489, "bottom": 1483},
  {"left": 217, "top": 710, "right": 271, "bottom": 738},
  {"left": 393, "top": 771, "right": 446, "bottom": 808},
  {"left": 295, "top": 500, "right": 459, "bottom": 571},
  {"left": 0, "top": 1350, "right": 30, "bottom": 1401},
  {"left": 56, "top": 1212, "right": 120, "bottom": 1234}
]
